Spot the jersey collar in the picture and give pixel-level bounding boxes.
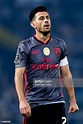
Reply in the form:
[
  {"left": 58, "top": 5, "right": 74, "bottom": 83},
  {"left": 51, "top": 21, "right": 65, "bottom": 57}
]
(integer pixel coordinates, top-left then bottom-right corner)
[{"left": 33, "top": 34, "right": 51, "bottom": 44}]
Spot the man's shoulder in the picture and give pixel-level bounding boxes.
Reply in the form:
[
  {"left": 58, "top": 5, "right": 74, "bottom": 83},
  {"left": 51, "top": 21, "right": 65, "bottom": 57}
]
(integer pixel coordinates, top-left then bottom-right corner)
[
  {"left": 17, "top": 36, "right": 37, "bottom": 51},
  {"left": 19, "top": 36, "right": 33, "bottom": 45},
  {"left": 51, "top": 36, "right": 64, "bottom": 43}
]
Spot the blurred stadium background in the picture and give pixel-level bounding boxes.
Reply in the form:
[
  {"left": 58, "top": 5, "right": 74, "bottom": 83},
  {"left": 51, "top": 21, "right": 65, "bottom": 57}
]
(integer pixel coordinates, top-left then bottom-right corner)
[{"left": 0, "top": 0, "right": 83, "bottom": 124}]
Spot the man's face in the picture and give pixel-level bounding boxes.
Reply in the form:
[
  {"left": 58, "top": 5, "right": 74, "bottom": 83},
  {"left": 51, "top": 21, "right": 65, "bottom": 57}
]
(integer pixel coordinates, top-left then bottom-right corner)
[{"left": 32, "top": 11, "right": 51, "bottom": 33}]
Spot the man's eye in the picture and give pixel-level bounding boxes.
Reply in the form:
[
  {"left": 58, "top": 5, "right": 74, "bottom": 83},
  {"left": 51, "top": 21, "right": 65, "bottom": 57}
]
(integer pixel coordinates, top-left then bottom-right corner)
[
  {"left": 39, "top": 17, "right": 44, "bottom": 20},
  {"left": 46, "top": 16, "right": 50, "bottom": 19}
]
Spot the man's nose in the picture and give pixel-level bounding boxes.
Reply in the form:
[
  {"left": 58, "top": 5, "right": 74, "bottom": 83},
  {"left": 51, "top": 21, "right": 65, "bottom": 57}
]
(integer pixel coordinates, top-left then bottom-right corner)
[{"left": 44, "top": 18, "right": 49, "bottom": 22}]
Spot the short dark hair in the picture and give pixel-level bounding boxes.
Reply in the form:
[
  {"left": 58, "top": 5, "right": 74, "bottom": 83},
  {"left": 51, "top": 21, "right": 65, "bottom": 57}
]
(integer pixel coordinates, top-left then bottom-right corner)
[{"left": 29, "top": 6, "right": 47, "bottom": 21}]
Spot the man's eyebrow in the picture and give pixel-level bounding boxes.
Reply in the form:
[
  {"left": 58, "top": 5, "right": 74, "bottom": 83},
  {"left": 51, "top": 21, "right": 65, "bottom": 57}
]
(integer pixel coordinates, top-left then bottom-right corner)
[
  {"left": 46, "top": 15, "right": 49, "bottom": 17},
  {"left": 38, "top": 15, "right": 44, "bottom": 19},
  {"left": 38, "top": 14, "right": 49, "bottom": 18}
]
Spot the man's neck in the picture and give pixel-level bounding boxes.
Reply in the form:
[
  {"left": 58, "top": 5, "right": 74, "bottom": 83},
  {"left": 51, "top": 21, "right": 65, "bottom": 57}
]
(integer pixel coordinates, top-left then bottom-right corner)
[{"left": 35, "top": 32, "right": 50, "bottom": 43}]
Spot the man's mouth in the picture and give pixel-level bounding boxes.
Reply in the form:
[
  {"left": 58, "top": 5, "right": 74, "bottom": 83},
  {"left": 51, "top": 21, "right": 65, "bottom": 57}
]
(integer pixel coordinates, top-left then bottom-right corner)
[{"left": 44, "top": 24, "right": 50, "bottom": 28}]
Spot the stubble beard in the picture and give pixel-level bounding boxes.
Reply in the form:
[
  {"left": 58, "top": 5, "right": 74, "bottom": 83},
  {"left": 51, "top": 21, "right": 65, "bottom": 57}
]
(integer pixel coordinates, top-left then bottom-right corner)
[{"left": 40, "top": 30, "right": 50, "bottom": 36}]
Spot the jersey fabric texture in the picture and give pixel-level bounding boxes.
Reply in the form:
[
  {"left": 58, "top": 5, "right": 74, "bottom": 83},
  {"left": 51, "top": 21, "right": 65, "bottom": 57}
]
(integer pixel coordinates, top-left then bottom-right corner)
[{"left": 14, "top": 35, "right": 68, "bottom": 108}]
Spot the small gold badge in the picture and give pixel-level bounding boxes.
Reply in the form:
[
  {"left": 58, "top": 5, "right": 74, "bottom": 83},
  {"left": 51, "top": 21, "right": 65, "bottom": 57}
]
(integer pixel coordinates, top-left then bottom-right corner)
[{"left": 43, "top": 47, "right": 50, "bottom": 56}]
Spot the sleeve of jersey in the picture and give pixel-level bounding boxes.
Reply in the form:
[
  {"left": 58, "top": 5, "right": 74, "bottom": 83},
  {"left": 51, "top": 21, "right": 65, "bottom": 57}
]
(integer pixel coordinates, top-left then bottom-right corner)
[
  {"left": 60, "top": 56, "right": 68, "bottom": 66},
  {"left": 60, "top": 41, "right": 68, "bottom": 60},
  {"left": 14, "top": 42, "right": 28, "bottom": 68}
]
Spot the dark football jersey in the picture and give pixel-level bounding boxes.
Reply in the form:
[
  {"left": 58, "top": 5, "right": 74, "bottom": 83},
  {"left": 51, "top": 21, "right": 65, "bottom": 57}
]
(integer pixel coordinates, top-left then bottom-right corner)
[{"left": 14, "top": 35, "right": 68, "bottom": 108}]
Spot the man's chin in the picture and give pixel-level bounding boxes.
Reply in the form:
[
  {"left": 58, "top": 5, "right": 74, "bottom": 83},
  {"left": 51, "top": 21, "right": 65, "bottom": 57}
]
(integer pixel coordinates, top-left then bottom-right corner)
[{"left": 41, "top": 30, "right": 50, "bottom": 36}]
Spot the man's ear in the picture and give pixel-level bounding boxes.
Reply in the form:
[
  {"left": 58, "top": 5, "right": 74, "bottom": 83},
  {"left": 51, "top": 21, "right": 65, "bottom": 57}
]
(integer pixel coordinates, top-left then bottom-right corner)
[{"left": 30, "top": 21, "right": 36, "bottom": 29}]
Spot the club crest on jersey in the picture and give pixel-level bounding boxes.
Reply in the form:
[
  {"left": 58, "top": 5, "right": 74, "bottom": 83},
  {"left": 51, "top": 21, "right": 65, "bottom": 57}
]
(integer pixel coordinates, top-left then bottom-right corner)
[
  {"left": 43, "top": 47, "right": 50, "bottom": 56},
  {"left": 54, "top": 48, "right": 60, "bottom": 56}
]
